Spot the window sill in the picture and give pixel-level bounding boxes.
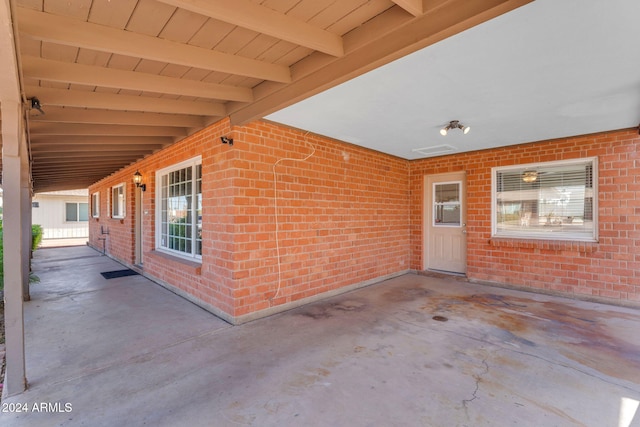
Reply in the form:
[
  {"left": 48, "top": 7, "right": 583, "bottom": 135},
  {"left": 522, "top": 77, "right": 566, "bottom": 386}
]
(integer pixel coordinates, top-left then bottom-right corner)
[
  {"left": 488, "top": 238, "right": 598, "bottom": 253},
  {"left": 147, "top": 250, "right": 202, "bottom": 275}
]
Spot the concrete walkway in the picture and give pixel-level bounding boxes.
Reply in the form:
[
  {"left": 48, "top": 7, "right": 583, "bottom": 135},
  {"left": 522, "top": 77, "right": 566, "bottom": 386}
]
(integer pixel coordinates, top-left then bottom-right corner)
[
  {"left": 2, "top": 246, "right": 640, "bottom": 427},
  {"left": 38, "top": 238, "right": 88, "bottom": 248}
]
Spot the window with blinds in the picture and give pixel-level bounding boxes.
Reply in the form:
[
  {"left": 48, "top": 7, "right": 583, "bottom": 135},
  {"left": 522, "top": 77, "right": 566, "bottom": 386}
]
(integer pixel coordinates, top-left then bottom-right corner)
[{"left": 492, "top": 158, "right": 597, "bottom": 241}]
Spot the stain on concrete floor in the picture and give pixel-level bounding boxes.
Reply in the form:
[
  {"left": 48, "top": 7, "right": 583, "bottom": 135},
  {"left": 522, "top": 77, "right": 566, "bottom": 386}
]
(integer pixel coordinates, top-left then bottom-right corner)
[{"left": 420, "top": 291, "right": 640, "bottom": 384}]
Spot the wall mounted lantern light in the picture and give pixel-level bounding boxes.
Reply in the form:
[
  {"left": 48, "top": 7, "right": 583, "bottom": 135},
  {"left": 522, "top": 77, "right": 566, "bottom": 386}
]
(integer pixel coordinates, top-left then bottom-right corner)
[
  {"left": 133, "top": 170, "right": 146, "bottom": 191},
  {"left": 220, "top": 136, "right": 234, "bottom": 145},
  {"left": 440, "top": 120, "right": 470, "bottom": 136}
]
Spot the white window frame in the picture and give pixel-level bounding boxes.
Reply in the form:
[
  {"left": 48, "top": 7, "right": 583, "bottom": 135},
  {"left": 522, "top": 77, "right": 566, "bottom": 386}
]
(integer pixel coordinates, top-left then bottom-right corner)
[
  {"left": 111, "top": 183, "right": 126, "bottom": 219},
  {"left": 155, "top": 156, "right": 203, "bottom": 261},
  {"left": 65, "top": 202, "right": 89, "bottom": 223},
  {"left": 92, "top": 192, "right": 100, "bottom": 218},
  {"left": 491, "top": 157, "right": 598, "bottom": 242}
]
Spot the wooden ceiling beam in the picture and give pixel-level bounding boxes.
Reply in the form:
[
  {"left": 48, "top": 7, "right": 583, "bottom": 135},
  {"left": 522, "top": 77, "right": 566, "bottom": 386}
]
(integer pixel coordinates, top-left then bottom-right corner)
[
  {"left": 29, "top": 135, "right": 172, "bottom": 146},
  {"left": 228, "top": 0, "right": 533, "bottom": 125},
  {"left": 32, "top": 161, "right": 133, "bottom": 169},
  {"left": 27, "top": 107, "right": 205, "bottom": 128},
  {"left": 156, "top": 0, "right": 344, "bottom": 57},
  {"left": 17, "top": 7, "right": 291, "bottom": 83},
  {"left": 32, "top": 165, "right": 142, "bottom": 174},
  {"left": 32, "top": 167, "right": 129, "bottom": 174},
  {"left": 29, "top": 122, "right": 187, "bottom": 137},
  {"left": 32, "top": 169, "right": 115, "bottom": 174},
  {"left": 35, "top": 182, "right": 102, "bottom": 187},
  {"left": 25, "top": 86, "right": 226, "bottom": 116},
  {"left": 33, "top": 171, "right": 127, "bottom": 179},
  {"left": 34, "top": 181, "right": 102, "bottom": 189},
  {"left": 34, "top": 153, "right": 151, "bottom": 164},
  {"left": 391, "top": 0, "right": 425, "bottom": 16},
  {"left": 33, "top": 176, "right": 124, "bottom": 185},
  {"left": 30, "top": 145, "right": 164, "bottom": 153},
  {"left": 33, "top": 155, "right": 142, "bottom": 168},
  {"left": 33, "top": 160, "right": 142, "bottom": 168},
  {"left": 34, "top": 179, "right": 113, "bottom": 187},
  {"left": 23, "top": 56, "right": 254, "bottom": 102}
]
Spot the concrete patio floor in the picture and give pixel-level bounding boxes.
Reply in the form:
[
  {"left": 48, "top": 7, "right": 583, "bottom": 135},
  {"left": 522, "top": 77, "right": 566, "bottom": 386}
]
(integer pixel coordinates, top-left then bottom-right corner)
[{"left": 2, "top": 246, "right": 640, "bottom": 427}]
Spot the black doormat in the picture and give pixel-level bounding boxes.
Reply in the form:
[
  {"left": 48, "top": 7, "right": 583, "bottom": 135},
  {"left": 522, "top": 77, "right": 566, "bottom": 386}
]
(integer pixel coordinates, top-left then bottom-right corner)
[{"left": 101, "top": 269, "right": 139, "bottom": 279}]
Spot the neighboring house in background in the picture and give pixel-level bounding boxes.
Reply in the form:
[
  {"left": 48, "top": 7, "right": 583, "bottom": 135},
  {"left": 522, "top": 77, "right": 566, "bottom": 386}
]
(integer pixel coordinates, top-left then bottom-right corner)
[{"left": 32, "top": 189, "right": 89, "bottom": 240}]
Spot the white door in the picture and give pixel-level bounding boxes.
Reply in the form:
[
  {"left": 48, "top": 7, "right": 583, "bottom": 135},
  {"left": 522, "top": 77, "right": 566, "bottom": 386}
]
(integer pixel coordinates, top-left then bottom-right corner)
[{"left": 424, "top": 172, "right": 467, "bottom": 274}]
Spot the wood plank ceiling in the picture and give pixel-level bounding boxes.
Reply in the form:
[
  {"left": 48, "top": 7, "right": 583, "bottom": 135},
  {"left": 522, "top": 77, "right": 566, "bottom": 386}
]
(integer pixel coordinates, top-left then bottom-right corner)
[{"left": 2, "top": 0, "right": 531, "bottom": 192}]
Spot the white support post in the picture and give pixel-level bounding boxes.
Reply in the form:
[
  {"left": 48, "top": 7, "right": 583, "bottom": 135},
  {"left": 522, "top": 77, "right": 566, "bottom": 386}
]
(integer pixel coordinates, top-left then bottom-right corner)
[
  {"left": 2, "top": 100, "right": 28, "bottom": 396},
  {"left": 0, "top": 0, "right": 28, "bottom": 396},
  {"left": 21, "top": 151, "right": 31, "bottom": 301}
]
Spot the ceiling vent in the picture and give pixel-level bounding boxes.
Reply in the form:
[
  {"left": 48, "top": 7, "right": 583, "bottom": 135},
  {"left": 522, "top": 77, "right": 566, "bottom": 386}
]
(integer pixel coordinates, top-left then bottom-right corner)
[{"left": 411, "top": 144, "right": 457, "bottom": 157}]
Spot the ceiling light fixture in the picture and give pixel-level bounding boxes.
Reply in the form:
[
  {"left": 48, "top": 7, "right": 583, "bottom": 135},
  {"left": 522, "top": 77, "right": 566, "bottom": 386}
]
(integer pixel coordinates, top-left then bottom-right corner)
[
  {"left": 522, "top": 171, "right": 538, "bottom": 183},
  {"left": 440, "top": 120, "right": 470, "bottom": 136}
]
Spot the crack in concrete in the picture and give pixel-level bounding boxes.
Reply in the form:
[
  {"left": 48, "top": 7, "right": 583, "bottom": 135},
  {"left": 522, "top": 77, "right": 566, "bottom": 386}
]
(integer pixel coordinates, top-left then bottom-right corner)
[
  {"left": 398, "top": 317, "right": 640, "bottom": 404},
  {"left": 462, "top": 356, "right": 490, "bottom": 420}
]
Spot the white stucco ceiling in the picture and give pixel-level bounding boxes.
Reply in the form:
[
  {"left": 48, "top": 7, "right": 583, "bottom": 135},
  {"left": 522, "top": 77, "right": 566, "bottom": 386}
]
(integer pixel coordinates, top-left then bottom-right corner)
[{"left": 267, "top": 0, "right": 640, "bottom": 160}]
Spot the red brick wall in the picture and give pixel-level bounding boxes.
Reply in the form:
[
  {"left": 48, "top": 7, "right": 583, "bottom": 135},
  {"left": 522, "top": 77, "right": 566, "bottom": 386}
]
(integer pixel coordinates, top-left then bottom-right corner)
[
  {"left": 90, "top": 121, "right": 639, "bottom": 320},
  {"left": 231, "top": 121, "right": 410, "bottom": 317},
  {"left": 89, "top": 118, "right": 411, "bottom": 321},
  {"left": 410, "top": 129, "right": 640, "bottom": 304}
]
